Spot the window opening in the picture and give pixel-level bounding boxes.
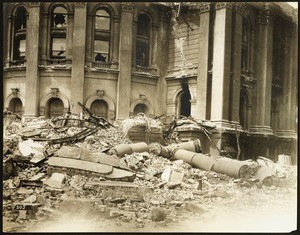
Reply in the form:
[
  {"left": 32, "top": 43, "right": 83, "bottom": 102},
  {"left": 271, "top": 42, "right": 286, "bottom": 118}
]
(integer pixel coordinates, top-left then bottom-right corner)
[
  {"left": 13, "top": 6, "right": 27, "bottom": 61},
  {"left": 136, "top": 13, "right": 150, "bottom": 67},
  {"left": 47, "top": 98, "right": 64, "bottom": 118},
  {"left": 52, "top": 6, "right": 67, "bottom": 28}
]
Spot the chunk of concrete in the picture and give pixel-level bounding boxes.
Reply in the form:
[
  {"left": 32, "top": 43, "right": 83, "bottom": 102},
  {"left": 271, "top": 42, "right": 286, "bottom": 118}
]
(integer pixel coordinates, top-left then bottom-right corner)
[
  {"left": 46, "top": 157, "right": 113, "bottom": 175},
  {"left": 105, "top": 167, "right": 135, "bottom": 181},
  {"left": 151, "top": 207, "right": 166, "bottom": 221},
  {"left": 44, "top": 173, "right": 66, "bottom": 189}
]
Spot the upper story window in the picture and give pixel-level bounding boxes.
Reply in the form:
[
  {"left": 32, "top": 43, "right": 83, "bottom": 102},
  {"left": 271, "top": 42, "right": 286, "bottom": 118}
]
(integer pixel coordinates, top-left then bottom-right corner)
[
  {"left": 94, "top": 8, "right": 111, "bottom": 62},
  {"left": 136, "top": 13, "right": 151, "bottom": 67},
  {"left": 50, "top": 6, "right": 67, "bottom": 59},
  {"left": 13, "top": 6, "right": 27, "bottom": 62},
  {"left": 241, "top": 17, "right": 250, "bottom": 72}
]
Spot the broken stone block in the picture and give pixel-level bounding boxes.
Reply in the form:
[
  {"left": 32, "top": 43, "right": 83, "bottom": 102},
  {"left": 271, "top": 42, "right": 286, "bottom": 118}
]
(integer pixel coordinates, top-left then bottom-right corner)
[
  {"left": 56, "top": 146, "right": 81, "bottom": 160},
  {"left": 167, "top": 181, "right": 181, "bottom": 189},
  {"left": 105, "top": 168, "right": 136, "bottom": 181},
  {"left": 29, "top": 173, "right": 46, "bottom": 181},
  {"left": 44, "top": 173, "right": 66, "bottom": 189},
  {"left": 151, "top": 207, "right": 166, "bottom": 221},
  {"left": 161, "top": 167, "right": 172, "bottom": 182},
  {"left": 169, "top": 170, "right": 185, "bottom": 183},
  {"left": 46, "top": 157, "right": 113, "bottom": 175},
  {"left": 17, "top": 188, "right": 34, "bottom": 195},
  {"left": 184, "top": 202, "right": 206, "bottom": 215},
  {"left": 21, "top": 129, "right": 42, "bottom": 138}
]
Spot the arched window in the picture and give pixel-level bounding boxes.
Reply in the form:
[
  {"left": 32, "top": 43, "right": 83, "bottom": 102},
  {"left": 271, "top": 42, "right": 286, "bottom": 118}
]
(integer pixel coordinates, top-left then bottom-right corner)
[
  {"left": 94, "top": 8, "right": 111, "bottom": 63},
  {"left": 8, "top": 98, "right": 23, "bottom": 116},
  {"left": 136, "top": 13, "right": 151, "bottom": 67},
  {"left": 12, "top": 6, "right": 27, "bottom": 62},
  {"left": 133, "top": 103, "right": 149, "bottom": 116},
  {"left": 178, "top": 82, "right": 191, "bottom": 118},
  {"left": 241, "top": 17, "right": 250, "bottom": 72},
  {"left": 46, "top": 98, "right": 64, "bottom": 118},
  {"left": 50, "top": 5, "right": 68, "bottom": 60},
  {"left": 90, "top": 100, "right": 108, "bottom": 119}
]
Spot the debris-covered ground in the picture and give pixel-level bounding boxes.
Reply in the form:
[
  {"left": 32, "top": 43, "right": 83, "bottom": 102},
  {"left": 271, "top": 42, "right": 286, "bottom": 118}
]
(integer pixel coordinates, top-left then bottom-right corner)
[{"left": 2, "top": 110, "right": 297, "bottom": 232}]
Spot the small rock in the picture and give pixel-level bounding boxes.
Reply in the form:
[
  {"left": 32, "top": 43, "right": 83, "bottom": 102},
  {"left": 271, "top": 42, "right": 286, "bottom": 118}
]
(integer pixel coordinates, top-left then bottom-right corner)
[
  {"left": 23, "top": 195, "right": 37, "bottom": 203},
  {"left": 17, "top": 188, "right": 34, "bottom": 195},
  {"left": 151, "top": 207, "right": 166, "bottom": 222},
  {"left": 136, "top": 218, "right": 143, "bottom": 223},
  {"left": 44, "top": 173, "right": 65, "bottom": 189}
]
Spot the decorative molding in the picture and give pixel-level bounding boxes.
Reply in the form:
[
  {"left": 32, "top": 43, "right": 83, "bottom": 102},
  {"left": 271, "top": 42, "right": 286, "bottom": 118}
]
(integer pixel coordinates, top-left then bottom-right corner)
[
  {"left": 121, "top": 3, "right": 134, "bottom": 13},
  {"left": 199, "top": 3, "right": 211, "bottom": 14},
  {"left": 11, "top": 88, "right": 19, "bottom": 97},
  {"left": 215, "top": 2, "right": 233, "bottom": 11},
  {"left": 51, "top": 88, "right": 59, "bottom": 96},
  {"left": 235, "top": 3, "right": 248, "bottom": 15}
]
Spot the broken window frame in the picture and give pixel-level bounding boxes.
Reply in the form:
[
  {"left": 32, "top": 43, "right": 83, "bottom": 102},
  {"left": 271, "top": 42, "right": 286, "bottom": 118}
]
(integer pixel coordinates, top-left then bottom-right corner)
[
  {"left": 136, "top": 13, "right": 151, "bottom": 67},
  {"left": 12, "top": 6, "right": 27, "bottom": 63},
  {"left": 50, "top": 5, "right": 68, "bottom": 61},
  {"left": 93, "top": 8, "right": 111, "bottom": 64}
]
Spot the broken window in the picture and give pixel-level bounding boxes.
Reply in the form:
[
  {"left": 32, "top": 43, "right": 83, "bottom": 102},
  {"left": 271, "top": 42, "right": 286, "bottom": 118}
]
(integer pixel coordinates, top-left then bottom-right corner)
[
  {"left": 52, "top": 6, "right": 67, "bottom": 28},
  {"left": 13, "top": 6, "right": 27, "bottom": 61},
  {"left": 50, "top": 6, "right": 67, "bottom": 60},
  {"left": 90, "top": 100, "right": 108, "bottom": 119},
  {"left": 241, "top": 17, "right": 250, "bottom": 71},
  {"left": 136, "top": 13, "right": 151, "bottom": 67},
  {"left": 94, "top": 8, "right": 111, "bottom": 62},
  {"left": 8, "top": 98, "right": 23, "bottom": 116},
  {"left": 133, "top": 104, "right": 149, "bottom": 116},
  {"left": 46, "top": 98, "right": 64, "bottom": 118}
]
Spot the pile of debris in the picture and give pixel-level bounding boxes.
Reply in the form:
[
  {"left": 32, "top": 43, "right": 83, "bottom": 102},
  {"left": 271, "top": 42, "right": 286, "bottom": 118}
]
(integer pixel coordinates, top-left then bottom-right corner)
[{"left": 2, "top": 106, "right": 297, "bottom": 232}]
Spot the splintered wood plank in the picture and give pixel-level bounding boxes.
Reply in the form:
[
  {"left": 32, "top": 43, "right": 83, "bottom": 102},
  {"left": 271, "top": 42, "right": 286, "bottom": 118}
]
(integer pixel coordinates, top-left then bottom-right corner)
[{"left": 46, "top": 157, "right": 113, "bottom": 175}]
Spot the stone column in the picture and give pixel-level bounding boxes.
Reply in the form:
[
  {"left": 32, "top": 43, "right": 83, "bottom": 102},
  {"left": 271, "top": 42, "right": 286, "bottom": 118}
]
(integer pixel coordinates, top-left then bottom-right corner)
[
  {"left": 111, "top": 15, "right": 120, "bottom": 68},
  {"left": 116, "top": 3, "right": 134, "bottom": 120},
  {"left": 210, "top": 2, "right": 233, "bottom": 127},
  {"left": 229, "top": 3, "right": 245, "bottom": 125},
  {"left": 66, "top": 12, "right": 74, "bottom": 65},
  {"left": 5, "top": 16, "right": 12, "bottom": 67},
  {"left": 70, "top": 3, "right": 87, "bottom": 113},
  {"left": 195, "top": 3, "right": 211, "bottom": 120},
  {"left": 24, "top": 3, "right": 41, "bottom": 117},
  {"left": 85, "top": 13, "right": 93, "bottom": 67},
  {"left": 249, "top": 9, "right": 273, "bottom": 133}
]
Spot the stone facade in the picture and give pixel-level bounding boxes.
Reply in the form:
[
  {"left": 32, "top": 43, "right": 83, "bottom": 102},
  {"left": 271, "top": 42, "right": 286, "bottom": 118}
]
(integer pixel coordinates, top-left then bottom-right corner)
[{"left": 3, "top": 2, "right": 298, "bottom": 162}]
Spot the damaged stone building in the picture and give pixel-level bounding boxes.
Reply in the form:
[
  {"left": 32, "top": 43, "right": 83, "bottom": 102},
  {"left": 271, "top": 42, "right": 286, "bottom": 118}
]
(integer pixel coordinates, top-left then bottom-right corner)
[{"left": 2, "top": 2, "right": 298, "bottom": 162}]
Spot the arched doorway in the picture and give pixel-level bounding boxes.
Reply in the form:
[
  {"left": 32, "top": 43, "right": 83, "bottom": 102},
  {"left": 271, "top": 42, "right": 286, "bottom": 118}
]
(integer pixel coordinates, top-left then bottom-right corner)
[
  {"left": 179, "top": 82, "right": 191, "bottom": 117},
  {"left": 133, "top": 103, "right": 149, "bottom": 116},
  {"left": 90, "top": 99, "right": 108, "bottom": 119},
  {"left": 46, "top": 98, "right": 64, "bottom": 118},
  {"left": 8, "top": 98, "right": 23, "bottom": 116}
]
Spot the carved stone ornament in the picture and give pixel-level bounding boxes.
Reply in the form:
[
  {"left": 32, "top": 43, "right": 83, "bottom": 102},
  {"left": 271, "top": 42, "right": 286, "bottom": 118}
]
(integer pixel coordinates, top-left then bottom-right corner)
[
  {"left": 139, "top": 93, "right": 146, "bottom": 100},
  {"left": 256, "top": 9, "right": 274, "bottom": 26},
  {"left": 235, "top": 3, "right": 248, "bottom": 15},
  {"left": 121, "top": 3, "right": 134, "bottom": 13},
  {"left": 29, "top": 2, "right": 40, "bottom": 7},
  {"left": 97, "top": 90, "right": 105, "bottom": 98},
  {"left": 74, "top": 2, "right": 87, "bottom": 8},
  {"left": 215, "top": 2, "right": 233, "bottom": 11},
  {"left": 11, "top": 88, "right": 19, "bottom": 97},
  {"left": 199, "top": 2, "right": 211, "bottom": 14},
  {"left": 51, "top": 88, "right": 59, "bottom": 96}
]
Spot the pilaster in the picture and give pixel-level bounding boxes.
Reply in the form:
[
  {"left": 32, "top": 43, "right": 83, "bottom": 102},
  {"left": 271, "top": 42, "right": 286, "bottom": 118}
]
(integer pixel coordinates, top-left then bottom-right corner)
[
  {"left": 210, "top": 2, "right": 233, "bottom": 128},
  {"left": 116, "top": 3, "right": 134, "bottom": 119},
  {"left": 70, "top": 3, "right": 87, "bottom": 113},
  {"left": 195, "top": 3, "right": 211, "bottom": 120},
  {"left": 112, "top": 16, "right": 120, "bottom": 68},
  {"left": 24, "top": 4, "right": 41, "bottom": 117}
]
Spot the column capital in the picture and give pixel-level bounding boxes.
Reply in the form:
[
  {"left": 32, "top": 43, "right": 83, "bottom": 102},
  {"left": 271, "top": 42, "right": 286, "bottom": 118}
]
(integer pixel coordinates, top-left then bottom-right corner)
[
  {"left": 215, "top": 2, "right": 233, "bottom": 11},
  {"left": 198, "top": 3, "right": 211, "bottom": 14},
  {"left": 256, "top": 9, "right": 274, "bottom": 26},
  {"left": 29, "top": 2, "right": 40, "bottom": 7},
  {"left": 74, "top": 2, "right": 87, "bottom": 8},
  {"left": 235, "top": 3, "right": 248, "bottom": 15},
  {"left": 121, "top": 3, "right": 134, "bottom": 13}
]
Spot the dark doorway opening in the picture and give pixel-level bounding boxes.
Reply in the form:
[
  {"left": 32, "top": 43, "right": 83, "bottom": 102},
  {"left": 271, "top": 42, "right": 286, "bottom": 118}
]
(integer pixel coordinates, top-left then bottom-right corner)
[
  {"left": 133, "top": 103, "right": 149, "bottom": 116},
  {"left": 46, "top": 98, "right": 64, "bottom": 118},
  {"left": 90, "top": 99, "right": 108, "bottom": 119},
  {"left": 180, "top": 82, "right": 191, "bottom": 117},
  {"left": 8, "top": 98, "right": 23, "bottom": 116}
]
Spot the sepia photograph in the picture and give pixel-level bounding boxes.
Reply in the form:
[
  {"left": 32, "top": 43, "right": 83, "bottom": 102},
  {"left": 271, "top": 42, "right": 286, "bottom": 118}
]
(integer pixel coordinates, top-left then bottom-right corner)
[{"left": 2, "top": 1, "right": 298, "bottom": 233}]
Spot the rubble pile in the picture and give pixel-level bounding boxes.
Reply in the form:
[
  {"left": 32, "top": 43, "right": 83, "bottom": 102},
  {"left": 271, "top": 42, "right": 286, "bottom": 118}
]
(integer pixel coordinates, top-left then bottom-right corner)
[{"left": 2, "top": 110, "right": 297, "bottom": 232}]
